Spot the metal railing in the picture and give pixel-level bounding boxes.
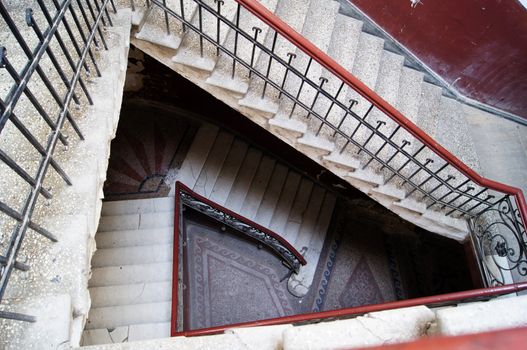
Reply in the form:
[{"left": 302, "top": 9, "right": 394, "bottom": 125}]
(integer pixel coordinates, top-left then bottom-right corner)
[
  {"left": 0, "top": 0, "right": 115, "bottom": 322},
  {"left": 140, "top": 0, "right": 526, "bottom": 287}
]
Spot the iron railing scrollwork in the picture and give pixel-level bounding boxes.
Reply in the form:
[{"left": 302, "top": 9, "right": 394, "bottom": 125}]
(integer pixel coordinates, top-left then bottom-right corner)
[
  {"left": 0, "top": 0, "right": 116, "bottom": 322},
  {"left": 179, "top": 186, "right": 304, "bottom": 273},
  {"left": 140, "top": 0, "right": 527, "bottom": 288},
  {"left": 470, "top": 196, "right": 527, "bottom": 287}
]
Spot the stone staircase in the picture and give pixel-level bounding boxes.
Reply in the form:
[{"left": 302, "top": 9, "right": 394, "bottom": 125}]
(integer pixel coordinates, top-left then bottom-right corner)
[
  {"left": 0, "top": 3, "right": 131, "bottom": 349},
  {"left": 82, "top": 122, "right": 337, "bottom": 346},
  {"left": 124, "top": 0, "right": 478, "bottom": 241}
]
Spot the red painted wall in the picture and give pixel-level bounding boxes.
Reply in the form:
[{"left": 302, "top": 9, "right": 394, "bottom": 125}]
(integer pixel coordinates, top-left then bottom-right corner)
[{"left": 349, "top": 0, "right": 527, "bottom": 119}]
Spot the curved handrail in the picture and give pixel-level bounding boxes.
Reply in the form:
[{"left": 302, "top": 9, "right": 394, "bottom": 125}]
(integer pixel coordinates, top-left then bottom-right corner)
[{"left": 235, "top": 0, "right": 527, "bottom": 227}]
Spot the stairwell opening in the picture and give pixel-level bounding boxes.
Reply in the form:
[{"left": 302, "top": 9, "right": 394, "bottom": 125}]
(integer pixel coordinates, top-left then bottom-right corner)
[{"left": 83, "top": 47, "right": 480, "bottom": 343}]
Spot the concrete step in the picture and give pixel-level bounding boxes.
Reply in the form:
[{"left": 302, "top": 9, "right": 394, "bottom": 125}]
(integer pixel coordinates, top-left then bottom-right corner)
[
  {"left": 90, "top": 262, "right": 172, "bottom": 287},
  {"left": 224, "top": 148, "right": 263, "bottom": 212},
  {"left": 269, "top": 171, "right": 302, "bottom": 236},
  {"left": 172, "top": 0, "right": 240, "bottom": 71},
  {"left": 272, "top": 0, "right": 340, "bottom": 127},
  {"left": 95, "top": 226, "right": 173, "bottom": 249},
  {"left": 101, "top": 197, "right": 174, "bottom": 216},
  {"left": 314, "top": 14, "right": 363, "bottom": 142},
  {"left": 291, "top": 185, "right": 326, "bottom": 252},
  {"left": 92, "top": 244, "right": 173, "bottom": 268},
  {"left": 238, "top": 0, "right": 311, "bottom": 113},
  {"left": 323, "top": 152, "right": 361, "bottom": 173},
  {"left": 193, "top": 130, "right": 235, "bottom": 197},
  {"left": 209, "top": 139, "right": 249, "bottom": 205},
  {"left": 282, "top": 178, "right": 314, "bottom": 244},
  {"left": 85, "top": 302, "right": 172, "bottom": 330},
  {"left": 254, "top": 164, "right": 289, "bottom": 227},
  {"left": 135, "top": 0, "right": 193, "bottom": 50},
  {"left": 82, "top": 322, "right": 171, "bottom": 345},
  {"left": 89, "top": 281, "right": 172, "bottom": 308},
  {"left": 171, "top": 123, "right": 220, "bottom": 190},
  {"left": 288, "top": 191, "right": 336, "bottom": 297},
  {"left": 345, "top": 168, "right": 384, "bottom": 187},
  {"left": 205, "top": 0, "right": 280, "bottom": 94},
  {"left": 240, "top": 156, "right": 276, "bottom": 220},
  {"left": 297, "top": 133, "right": 336, "bottom": 157},
  {"left": 97, "top": 211, "right": 173, "bottom": 232}
]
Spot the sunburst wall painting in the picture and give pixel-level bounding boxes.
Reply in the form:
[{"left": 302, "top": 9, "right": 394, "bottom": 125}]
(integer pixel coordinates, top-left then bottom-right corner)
[{"left": 104, "top": 102, "right": 198, "bottom": 200}]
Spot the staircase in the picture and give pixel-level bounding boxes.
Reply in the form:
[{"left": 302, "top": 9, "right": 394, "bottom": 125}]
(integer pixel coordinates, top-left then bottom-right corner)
[
  {"left": 82, "top": 122, "right": 336, "bottom": 345},
  {"left": 0, "top": 2, "right": 131, "bottom": 348},
  {"left": 123, "top": 0, "right": 514, "bottom": 243}
]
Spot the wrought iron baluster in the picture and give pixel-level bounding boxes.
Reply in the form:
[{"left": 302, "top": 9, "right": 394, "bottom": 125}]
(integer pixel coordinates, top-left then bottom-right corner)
[
  {"left": 0, "top": 49, "right": 71, "bottom": 144},
  {"left": 0, "top": 0, "right": 110, "bottom": 307},
  {"left": 231, "top": 3, "right": 240, "bottom": 78},
  {"left": 84, "top": 0, "right": 109, "bottom": 50},
  {"left": 0, "top": 98, "right": 71, "bottom": 185},
  {"left": 287, "top": 57, "right": 313, "bottom": 117},
  {"left": 37, "top": 0, "right": 94, "bottom": 104},
  {"left": 94, "top": 0, "right": 113, "bottom": 26},
  {"left": 214, "top": 0, "right": 223, "bottom": 56},
  {"left": 316, "top": 81, "right": 344, "bottom": 136},
  {"left": 0, "top": 148, "right": 52, "bottom": 199},
  {"left": 384, "top": 145, "right": 425, "bottom": 185},
  {"left": 48, "top": 0, "right": 91, "bottom": 74},
  {"left": 0, "top": 255, "right": 29, "bottom": 272},
  {"left": 161, "top": 0, "right": 170, "bottom": 35},
  {"left": 26, "top": 9, "right": 81, "bottom": 104},
  {"left": 357, "top": 120, "right": 386, "bottom": 154},
  {"left": 76, "top": 0, "right": 100, "bottom": 49},
  {"left": 462, "top": 193, "right": 495, "bottom": 216},
  {"left": 381, "top": 139, "right": 410, "bottom": 173},
  {"left": 446, "top": 188, "right": 487, "bottom": 216},
  {"left": 248, "top": 26, "right": 262, "bottom": 78},
  {"left": 179, "top": 0, "right": 186, "bottom": 32},
  {"left": 198, "top": 3, "right": 203, "bottom": 57},
  {"left": 363, "top": 125, "right": 401, "bottom": 169},
  {"left": 401, "top": 158, "right": 434, "bottom": 186},
  {"left": 428, "top": 179, "right": 471, "bottom": 209},
  {"left": 278, "top": 52, "right": 296, "bottom": 99},
  {"left": 0, "top": 201, "right": 57, "bottom": 242},
  {"left": 261, "top": 31, "right": 278, "bottom": 99},
  {"left": 64, "top": 2, "right": 102, "bottom": 76},
  {"left": 345, "top": 103, "right": 373, "bottom": 147},
  {"left": 439, "top": 185, "right": 475, "bottom": 214},
  {"left": 422, "top": 174, "right": 455, "bottom": 200},
  {"left": 304, "top": 76, "right": 328, "bottom": 120},
  {"left": 332, "top": 98, "right": 358, "bottom": 137},
  {"left": 406, "top": 162, "right": 448, "bottom": 198}
]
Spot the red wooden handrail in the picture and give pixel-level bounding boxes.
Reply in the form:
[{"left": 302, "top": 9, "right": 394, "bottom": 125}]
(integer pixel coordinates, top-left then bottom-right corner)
[
  {"left": 235, "top": 0, "right": 527, "bottom": 227},
  {"left": 175, "top": 281, "right": 527, "bottom": 337}
]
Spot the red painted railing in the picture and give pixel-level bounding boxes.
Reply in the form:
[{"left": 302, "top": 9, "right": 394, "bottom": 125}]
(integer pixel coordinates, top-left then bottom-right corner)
[
  {"left": 236, "top": 0, "right": 527, "bottom": 240},
  {"left": 175, "top": 281, "right": 527, "bottom": 336}
]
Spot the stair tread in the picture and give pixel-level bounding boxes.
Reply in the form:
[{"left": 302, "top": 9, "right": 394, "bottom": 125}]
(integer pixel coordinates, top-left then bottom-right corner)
[
  {"left": 89, "top": 281, "right": 172, "bottom": 308},
  {"left": 254, "top": 164, "right": 289, "bottom": 227},
  {"left": 134, "top": 0, "right": 185, "bottom": 50},
  {"left": 269, "top": 172, "right": 303, "bottom": 235},
  {"left": 101, "top": 197, "right": 174, "bottom": 216},
  {"left": 96, "top": 226, "right": 173, "bottom": 249},
  {"left": 90, "top": 262, "right": 172, "bottom": 287},
  {"left": 172, "top": 0, "right": 240, "bottom": 70},
  {"left": 92, "top": 244, "right": 173, "bottom": 268},
  {"left": 174, "top": 123, "right": 220, "bottom": 189},
  {"left": 83, "top": 322, "right": 171, "bottom": 346},
  {"left": 193, "top": 131, "right": 235, "bottom": 197},
  {"left": 209, "top": 139, "right": 249, "bottom": 205},
  {"left": 224, "top": 148, "right": 263, "bottom": 213},
  {"left": 85, "top": 301, "right": 172, "bottom": 330},
  {"left": 282, "top": 178, "right": 314, "bottom": 244},
  {"left": 240, "top": 156, "right": 276, "bottom": 220}
]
